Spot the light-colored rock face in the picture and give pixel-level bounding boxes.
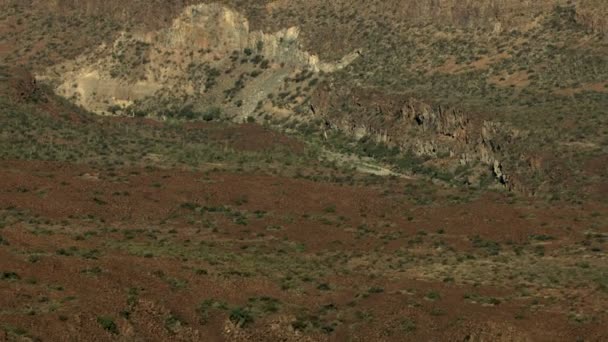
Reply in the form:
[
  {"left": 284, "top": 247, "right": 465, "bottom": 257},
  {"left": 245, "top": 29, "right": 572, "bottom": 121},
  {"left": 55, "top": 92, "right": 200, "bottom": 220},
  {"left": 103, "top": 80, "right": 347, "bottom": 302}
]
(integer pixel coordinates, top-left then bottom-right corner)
[
  {"left": 54, "top": 67, "right": 163, "bottom": 110},
  {"left": 160, "top": 4, "right": 250, "bottom": 52},
  {"left": 159, "top": 4, "right": 359, "bottom": 71},
  {"left": 42, "top": 3, "right": 360, "bottom": 116}
]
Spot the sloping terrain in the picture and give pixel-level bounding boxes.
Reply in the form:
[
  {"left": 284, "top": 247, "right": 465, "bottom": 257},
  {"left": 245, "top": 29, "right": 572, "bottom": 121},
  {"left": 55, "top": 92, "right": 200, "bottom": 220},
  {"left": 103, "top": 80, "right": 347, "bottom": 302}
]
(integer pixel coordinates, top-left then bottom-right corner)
[
  {"left": 0, "top": 67, "right": 607, "bottom": 341},
  {"left": 0, "top": 1, "right": 607, "bottom": 341},
  {"left": 317, "top": 3, "right": 608, "bottom": 200},
  {"left": 3, "top": 0, "right": 605, "bottom": 199},
  {"left": 40, "top": 3, "right": 358, "bottom": 120}
]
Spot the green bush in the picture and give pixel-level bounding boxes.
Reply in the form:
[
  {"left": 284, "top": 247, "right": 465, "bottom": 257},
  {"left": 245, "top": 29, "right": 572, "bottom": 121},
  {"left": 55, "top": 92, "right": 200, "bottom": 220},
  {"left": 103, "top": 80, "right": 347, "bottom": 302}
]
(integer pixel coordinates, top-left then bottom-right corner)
[
  {"left": 96, "top": 316, "right": 118, "bottom": 334},
  {"left": 202, "top": 107, "right": 222, "bottom": 122},
  {"left": 229, "top": 307, "right": 254, "bottom": 327},
  {"left": 1, "top": 271, "right": 20, "bottom": 281}
]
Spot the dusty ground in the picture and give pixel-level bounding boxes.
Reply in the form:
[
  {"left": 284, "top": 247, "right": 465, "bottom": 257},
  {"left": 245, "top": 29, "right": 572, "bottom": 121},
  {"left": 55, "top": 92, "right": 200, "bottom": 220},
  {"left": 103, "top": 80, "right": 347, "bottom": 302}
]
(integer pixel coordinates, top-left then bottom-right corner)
[
  {"left": 0, "top": 2, "right": 607, "bottom": 340},
  {"left": 0, "top": 147, "right": 606, "bottom": 341}
]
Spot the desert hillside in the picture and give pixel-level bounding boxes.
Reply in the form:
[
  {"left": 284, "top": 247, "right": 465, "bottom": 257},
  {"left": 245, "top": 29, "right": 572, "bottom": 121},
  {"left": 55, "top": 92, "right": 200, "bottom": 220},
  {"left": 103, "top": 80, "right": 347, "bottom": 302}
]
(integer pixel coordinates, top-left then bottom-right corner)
[{"left": 0, "top": 1, "right": 607, "bottom": 341}]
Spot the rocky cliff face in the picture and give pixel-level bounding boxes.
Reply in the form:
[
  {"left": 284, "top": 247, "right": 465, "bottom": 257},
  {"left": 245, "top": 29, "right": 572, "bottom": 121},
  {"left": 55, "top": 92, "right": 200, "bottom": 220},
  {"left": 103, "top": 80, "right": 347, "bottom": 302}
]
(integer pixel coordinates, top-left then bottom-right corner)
[
  {"left": 40, "top": 3, "right": 359, "bottom": 118},
  {"left": 18, "top": 0, "right": 605, "bottom": 198},
  {"left": 311, "top": 84, "right": 529, "bottom": 191},
  {"left": 160, "top": 5, "right": 359, "bottom": 72}
]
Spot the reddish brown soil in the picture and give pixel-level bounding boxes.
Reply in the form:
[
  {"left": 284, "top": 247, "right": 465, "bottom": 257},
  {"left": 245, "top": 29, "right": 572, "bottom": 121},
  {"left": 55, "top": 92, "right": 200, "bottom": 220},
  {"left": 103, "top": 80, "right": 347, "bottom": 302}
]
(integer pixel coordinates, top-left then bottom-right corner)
[
  {"left": 184, "top": 122, "right": 305, "bottom": 153},
  {"left": 1, "top": 159, "right": 606, "bottom": 341},
  {"left": 0, "top": 2, "right": 607, "bottom": 339}
]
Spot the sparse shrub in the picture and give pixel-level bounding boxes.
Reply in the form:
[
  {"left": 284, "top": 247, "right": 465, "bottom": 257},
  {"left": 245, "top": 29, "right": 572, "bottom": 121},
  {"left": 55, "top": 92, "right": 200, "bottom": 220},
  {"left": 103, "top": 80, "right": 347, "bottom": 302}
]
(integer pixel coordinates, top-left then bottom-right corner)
[
  {"left": 202, "top": 107, "right": 221, "bottom": 121},
  {"left": 1, "top": 271, "right": 20, "bottom": 281},
  {"left": 197, "top": 299, "right": 228, "bottom": 324},
  {"left": 229, "top": 307, "right": 254, "bottom": 327},
  {"left": 96, "top": 316, "right": 118, "bottom": 334},
  {"left": 317, "top": 283, "right": 331, "bottom": 291},
  {"left": 368, "top": 287, "right": 384, "bottom": 294},
  {"left": 400, "top": 318, "right": 417, "bottom": 333},
  {"left": 426, "top": 291, "right": 441, "bottom": 300},
  {"left": 323, "top": 204, "right": 336, "bottom": 213}
]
